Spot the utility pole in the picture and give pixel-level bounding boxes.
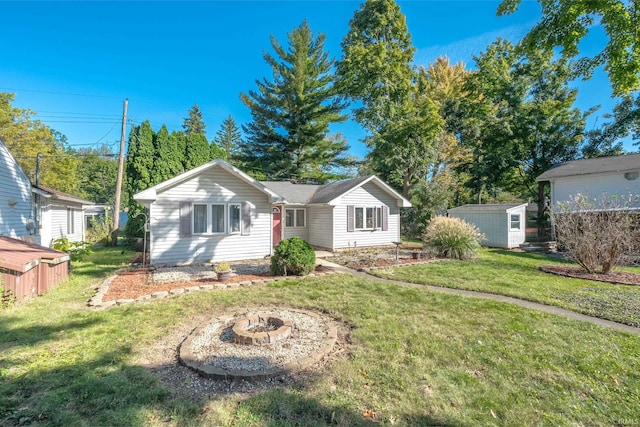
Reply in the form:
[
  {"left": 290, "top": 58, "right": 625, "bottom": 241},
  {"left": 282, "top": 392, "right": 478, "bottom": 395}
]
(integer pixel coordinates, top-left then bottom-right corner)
[{"left": 112, "top": 99, "right": 128, "bottom": 246}]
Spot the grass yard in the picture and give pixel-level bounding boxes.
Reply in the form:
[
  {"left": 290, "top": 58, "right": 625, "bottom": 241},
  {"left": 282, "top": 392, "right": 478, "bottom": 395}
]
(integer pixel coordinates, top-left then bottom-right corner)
[
  {"left": 370, "top": 249, "right": 640, "bottom": 328},
  {"left": 0, "top": 247, "right": 639, "bottom": 426}
]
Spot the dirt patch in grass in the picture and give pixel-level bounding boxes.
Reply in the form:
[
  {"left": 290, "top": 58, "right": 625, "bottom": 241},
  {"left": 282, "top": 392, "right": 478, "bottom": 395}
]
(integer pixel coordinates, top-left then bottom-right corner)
[{"left": 540, "top": 265, "right": 640, "bottom": 286}]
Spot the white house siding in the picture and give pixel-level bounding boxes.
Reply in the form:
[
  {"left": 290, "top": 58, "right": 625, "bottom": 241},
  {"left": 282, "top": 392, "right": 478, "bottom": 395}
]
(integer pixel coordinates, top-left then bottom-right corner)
[
  {"left": 149, "top": 166, "right": 273, "bottom": 265},
  {"left": 282, "top": 207, "right": 310, "bottom": 242},
  {"left": 46, "top": 202, "right": 85, "bottom": 245},
  {"left": 0, "top": 140, "right": 33, "bottom": 239},
  {"left": 307, "top": 205, "right": 334, "bottom": 250},
  {"left": 333, "top": 182, "right": 400, "bottom": 249},
  {"left": 551, "top": 172, "right": 640, "bottom": 209}
]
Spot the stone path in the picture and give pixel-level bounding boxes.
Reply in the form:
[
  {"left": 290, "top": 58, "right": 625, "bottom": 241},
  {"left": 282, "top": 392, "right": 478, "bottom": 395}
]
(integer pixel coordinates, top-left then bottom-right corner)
[{"left": 315, "top": 257, "right": 640, "bottom": 337}]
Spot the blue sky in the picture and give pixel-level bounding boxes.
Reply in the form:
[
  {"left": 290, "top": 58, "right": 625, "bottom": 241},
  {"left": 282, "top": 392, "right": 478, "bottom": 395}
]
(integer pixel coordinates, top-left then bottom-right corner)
[{"left": 0, "top": 1, "right": 628, "bottom": 159}]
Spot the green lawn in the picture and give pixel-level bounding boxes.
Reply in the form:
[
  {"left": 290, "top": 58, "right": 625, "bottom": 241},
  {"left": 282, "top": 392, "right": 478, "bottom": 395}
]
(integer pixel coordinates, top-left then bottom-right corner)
[
  {"left": 0, "top": 247, "right": 639, "bottom": 426},
  {"left": 370, "top": 249, "right": 640, "bottom": 327}
]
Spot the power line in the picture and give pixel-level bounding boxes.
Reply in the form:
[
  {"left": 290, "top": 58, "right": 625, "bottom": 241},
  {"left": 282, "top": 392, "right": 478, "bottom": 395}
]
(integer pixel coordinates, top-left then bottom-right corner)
[{"left": 0, "top": 87, "right": 121, "bottom": 99}]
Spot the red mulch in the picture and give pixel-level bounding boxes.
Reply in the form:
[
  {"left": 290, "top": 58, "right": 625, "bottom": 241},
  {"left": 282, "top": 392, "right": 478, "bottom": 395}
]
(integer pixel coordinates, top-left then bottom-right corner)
[
  {"left": 102, "top": 266, "right": 333, "bottom": 302},
  {"left": 540, "top": 265, "right": 640, "bottom": 286}
]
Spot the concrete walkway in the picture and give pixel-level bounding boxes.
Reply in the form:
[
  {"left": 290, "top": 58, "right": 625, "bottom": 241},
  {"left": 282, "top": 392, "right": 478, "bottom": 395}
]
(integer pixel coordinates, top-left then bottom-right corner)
[{"left": 315, "top": 257, "right": 640, "bottom": 337}]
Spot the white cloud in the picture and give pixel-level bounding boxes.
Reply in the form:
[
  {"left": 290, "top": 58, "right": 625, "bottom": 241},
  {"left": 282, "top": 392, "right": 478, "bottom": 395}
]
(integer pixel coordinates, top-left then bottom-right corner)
[{"left": 414, "top": 21, "right": 537, "bottom": 69}]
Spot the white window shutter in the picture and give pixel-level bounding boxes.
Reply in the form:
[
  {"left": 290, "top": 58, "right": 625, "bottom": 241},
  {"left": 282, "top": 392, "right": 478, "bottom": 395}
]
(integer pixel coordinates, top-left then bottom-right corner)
[
  {"left": 180, "top": 201, "right": 192, "bottom": 237},
  {"left": 347, "top": 205, "right": 355, "bottom": 232}
]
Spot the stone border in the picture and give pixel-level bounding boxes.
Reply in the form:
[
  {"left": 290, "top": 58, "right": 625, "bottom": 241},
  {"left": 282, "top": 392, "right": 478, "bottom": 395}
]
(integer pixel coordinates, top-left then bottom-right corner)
[
  {"left": 178, "top": 308, "right": 338, "bottom": 381},
  {"left": 87, "top": 269, "right": 339, "bottom": 310}
]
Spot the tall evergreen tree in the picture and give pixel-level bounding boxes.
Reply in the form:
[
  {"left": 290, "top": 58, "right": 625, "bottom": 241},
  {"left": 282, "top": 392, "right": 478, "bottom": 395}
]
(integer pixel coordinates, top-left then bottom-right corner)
[
  {"left": 154, "top": 125, "right": 184, "bottom": 181},
  {"left": 214, "top": 115, "right": 243, "bottom": 161},
  {"left": 239, "top": 20, "right": 353, "bottom": 183},
  {"left": 125, "top": 120, "right": 155, "bottom": 237},
  {"left": 182, "top": 103, "right": 206, "bottom": 136},
  {"left": 183, "top": 132, "right": 211, "bottom": 170}
]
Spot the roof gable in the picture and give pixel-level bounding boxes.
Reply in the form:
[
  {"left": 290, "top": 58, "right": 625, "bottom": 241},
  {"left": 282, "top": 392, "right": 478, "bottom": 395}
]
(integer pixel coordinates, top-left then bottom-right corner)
[
  {"left": 261, "top": 176, "right": 411, "bottom": 207},
  {"left": 134, "top": 159, "right": 284, "bottom": 204},
  {"left": 537, "top": 153, "right": 640, "bottom": 181}
]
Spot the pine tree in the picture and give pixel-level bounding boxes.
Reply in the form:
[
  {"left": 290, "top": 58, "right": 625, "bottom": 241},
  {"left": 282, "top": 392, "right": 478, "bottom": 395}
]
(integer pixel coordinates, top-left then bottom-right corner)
[
  {"left": 214, "top": 115, "right": 243, "bottom": 161},
  {"left": 239, "top": 20, "right": 352, "bottom": 183},
  {"left": 183, "top": 103, "right": 206, "bottom": 136}
]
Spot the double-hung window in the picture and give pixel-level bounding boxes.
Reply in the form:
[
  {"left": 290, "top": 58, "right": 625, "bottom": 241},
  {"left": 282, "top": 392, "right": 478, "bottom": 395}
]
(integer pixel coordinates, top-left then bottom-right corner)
[
  {"left": 355, "top": 206, "right": 382, "bottom": 230},
  {"left": 285, "top": 208, "right": 306, "bottom": 227},
  {"left": 193, "top": 203, "right": 229, "bottom": 234}
]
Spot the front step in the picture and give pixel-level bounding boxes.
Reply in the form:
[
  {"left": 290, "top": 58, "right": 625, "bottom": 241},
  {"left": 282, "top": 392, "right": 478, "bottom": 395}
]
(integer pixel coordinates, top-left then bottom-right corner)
[{"left": 520, "top": 241, "right": 557, "bottom": 253}]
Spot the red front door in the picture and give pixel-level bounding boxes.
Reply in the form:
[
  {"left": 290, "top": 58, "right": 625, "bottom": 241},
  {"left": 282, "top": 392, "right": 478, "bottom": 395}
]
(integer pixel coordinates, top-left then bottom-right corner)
[{"left": 272, "top": 207, "right": 282, "bottom": 246}]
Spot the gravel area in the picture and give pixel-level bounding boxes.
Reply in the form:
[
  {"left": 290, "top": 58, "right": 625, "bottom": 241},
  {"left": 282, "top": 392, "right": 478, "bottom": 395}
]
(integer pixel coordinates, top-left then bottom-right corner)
[
  {"left": 133, "top": 307, "right": 352, "bottom": 400},
  {"left": 153, "top": 260, "right": 271, "bottom": 283},
  {"left": 190, "top": 309, "right": 330, "bottom": 371}
]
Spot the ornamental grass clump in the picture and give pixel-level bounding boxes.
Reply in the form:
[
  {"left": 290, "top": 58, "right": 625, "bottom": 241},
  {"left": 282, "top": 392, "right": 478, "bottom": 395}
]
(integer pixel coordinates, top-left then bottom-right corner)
[
  {"left": 423, "top": 216, "right": 484, "bottom": 260},
  {"left": 270, "top": 237, "right": 316, "bottom": 276}
]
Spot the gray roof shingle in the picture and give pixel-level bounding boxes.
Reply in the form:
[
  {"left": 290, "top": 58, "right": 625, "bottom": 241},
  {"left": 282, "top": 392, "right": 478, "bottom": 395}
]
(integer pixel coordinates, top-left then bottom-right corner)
[{"left": 537, "top": 153, "right": 640, "bottom": 181}]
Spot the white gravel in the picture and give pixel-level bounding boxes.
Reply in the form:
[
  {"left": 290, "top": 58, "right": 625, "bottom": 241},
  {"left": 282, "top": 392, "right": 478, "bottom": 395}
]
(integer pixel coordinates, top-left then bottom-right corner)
[
  {"left": 152, "top": 261, "right": 270, "bottom": 283},
  {"left": 190, "top": 309, "right": 329, "bottom": 371}
]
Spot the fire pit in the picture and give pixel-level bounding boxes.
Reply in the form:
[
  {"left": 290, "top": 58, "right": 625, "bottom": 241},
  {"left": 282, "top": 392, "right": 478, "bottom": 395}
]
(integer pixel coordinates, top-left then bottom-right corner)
[
  {"left": 232, "top": 314, "right": 293, "bottom": 345},
  {"left": 178, "top": 308, "right": 338, "bottom": 381}
]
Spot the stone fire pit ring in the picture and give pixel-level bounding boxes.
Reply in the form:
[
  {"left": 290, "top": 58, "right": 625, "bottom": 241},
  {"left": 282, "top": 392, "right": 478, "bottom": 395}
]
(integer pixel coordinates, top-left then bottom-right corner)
[
  {"left": 232, "top": 314, "right": 293, "bottom": 345},
  {"left": 179, "top": 308, "right": 338, "bottom": 382}
]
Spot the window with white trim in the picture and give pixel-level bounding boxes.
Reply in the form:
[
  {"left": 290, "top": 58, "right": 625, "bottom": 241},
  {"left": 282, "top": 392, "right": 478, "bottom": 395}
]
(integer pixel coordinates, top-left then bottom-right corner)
[
  {"left": 229, "top": 204, "right": 241, "bottom": 233},
  {"left": 510, "top": 214, "right": 521, "bottom": 230},
  {"left": 355, "top": 206, "right": 382, "bottom": 230},
  {"left": 193, "top": 203, "right": 229, "bottom": 234},
  {"left": 285, "top": 208, "right": 306, "bottom": 227}
]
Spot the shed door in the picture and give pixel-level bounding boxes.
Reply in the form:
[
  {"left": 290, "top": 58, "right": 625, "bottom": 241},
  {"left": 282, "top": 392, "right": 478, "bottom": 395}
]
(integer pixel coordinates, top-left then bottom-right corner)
[{"left": 272, "top": 207, "right": 282, "bottom": 246}]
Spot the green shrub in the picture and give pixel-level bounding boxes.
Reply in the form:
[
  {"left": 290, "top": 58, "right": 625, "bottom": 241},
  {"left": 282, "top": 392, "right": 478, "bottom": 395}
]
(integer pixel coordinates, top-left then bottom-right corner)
[
  {"left": 52, "top": 237, "right": 93, "bottom": 262},
  {"left": 423, "top": 216, "right": 484, "bottom": 260},
  {"left": 86, "top": 215, "right": 112, "bottom": 244},
  {"left": 270, "top": 237, "right": 316, "bottom": 276}
]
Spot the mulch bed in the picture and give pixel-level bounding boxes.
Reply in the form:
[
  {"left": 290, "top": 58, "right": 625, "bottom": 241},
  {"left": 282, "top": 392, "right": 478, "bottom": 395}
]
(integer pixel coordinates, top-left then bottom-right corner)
[
  {"left": 540, "top": 265, "right": 640, "bottom": 286},
  {"left": 102, "top": 266, "right": 332, "bottom": 302}
]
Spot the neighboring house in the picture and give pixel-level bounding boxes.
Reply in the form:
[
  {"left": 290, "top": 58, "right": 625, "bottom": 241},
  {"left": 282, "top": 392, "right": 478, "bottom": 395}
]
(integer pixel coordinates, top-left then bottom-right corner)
[
  {"left": 33, "top": 185, "right": 93, "bottom": 247},
  {"left": 0, "top": 138, "right": 38, "bottom": 240},
  {"left": 448, "top": 203, "right": 528, "bottom": 249},
  {"left": 537, "top": 153, "right": 640, "bottom": 209},
  {"left": 133, "top": 159, "right": 411, "bottom": 266}
]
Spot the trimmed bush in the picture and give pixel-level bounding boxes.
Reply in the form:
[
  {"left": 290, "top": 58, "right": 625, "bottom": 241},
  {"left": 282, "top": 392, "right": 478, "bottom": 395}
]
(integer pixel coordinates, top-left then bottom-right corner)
[
  {"left": 270, "top": 237, "right": 316, "bottom": 276},
  {"left": 423, "top": 216, "right": 484, "bottom": 260}
]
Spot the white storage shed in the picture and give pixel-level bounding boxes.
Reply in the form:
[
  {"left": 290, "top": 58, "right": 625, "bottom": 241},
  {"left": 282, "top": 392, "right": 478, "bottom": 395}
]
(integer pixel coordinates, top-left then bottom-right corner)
[{"left": 447, "top": 203, "right": 528, "bottom": 249}]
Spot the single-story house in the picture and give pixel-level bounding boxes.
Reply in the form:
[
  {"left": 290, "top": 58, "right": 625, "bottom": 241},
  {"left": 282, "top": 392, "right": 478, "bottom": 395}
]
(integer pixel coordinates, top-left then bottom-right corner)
[
  {"left": 33, "top": 185, "right": 93, "bottom": 247},
  {"left": 537, "top": 153, "right": 640, "bottom": 209},
  {"left": 447, "top": 203, "right": 528, "bottom": 249},
  {"left": 133, "top": 159, "right": 411, "bottom": 266},
  {"left": 0, "top": 137, "right": 37, "bottom": 241}
]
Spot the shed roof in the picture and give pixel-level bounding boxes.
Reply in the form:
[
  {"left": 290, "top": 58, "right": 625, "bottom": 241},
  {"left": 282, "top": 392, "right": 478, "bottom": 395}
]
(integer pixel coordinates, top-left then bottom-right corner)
[
  {"left": 0, "top": 236, "right": 69, "bottom": 273},
  {"left": 448, "top": 203, "right": 527, "bottom": 213},
  {"left": 537, "top": 153, "right": 640, "bottom": 181}
]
